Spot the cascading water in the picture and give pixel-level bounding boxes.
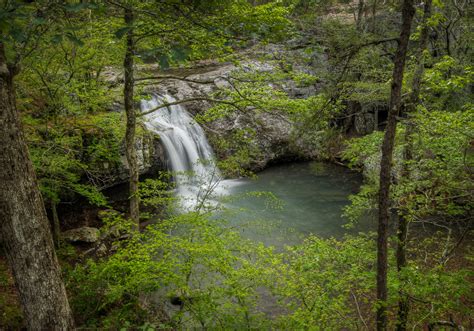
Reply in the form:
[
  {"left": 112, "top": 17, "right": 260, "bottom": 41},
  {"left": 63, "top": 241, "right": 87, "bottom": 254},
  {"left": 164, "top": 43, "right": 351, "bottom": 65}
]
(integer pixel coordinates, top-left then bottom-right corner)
[{"left": 141, "top": 94, "right": 222, "bottom": 209}]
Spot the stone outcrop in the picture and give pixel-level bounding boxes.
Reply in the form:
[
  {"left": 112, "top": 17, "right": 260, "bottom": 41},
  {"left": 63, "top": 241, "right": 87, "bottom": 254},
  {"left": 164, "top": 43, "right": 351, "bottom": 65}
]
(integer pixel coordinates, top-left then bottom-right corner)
[
  {"left": 205, "top": 110, "right": 312, "bottom": 171},
  {"left": 118, "top": 129, "right": 167, "bottom": 181},
  {"left": 101, "top": 44, "right": 324, "bottom": 175},
  {"left": 89, "top": 127, "right": 167, "bottom": 188},
  {"left": 63, "top": 227, "right": 100, "bottom": 244},
  {"left": 137, "top": 59, "right": 318, "bottom": 171}
]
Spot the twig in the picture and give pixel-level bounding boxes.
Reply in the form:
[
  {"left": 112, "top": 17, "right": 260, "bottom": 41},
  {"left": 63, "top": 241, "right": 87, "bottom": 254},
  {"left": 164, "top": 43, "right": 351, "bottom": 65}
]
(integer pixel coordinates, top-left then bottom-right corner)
[{"left": 351, "top": 290, "right": 369, "bottom": 330}]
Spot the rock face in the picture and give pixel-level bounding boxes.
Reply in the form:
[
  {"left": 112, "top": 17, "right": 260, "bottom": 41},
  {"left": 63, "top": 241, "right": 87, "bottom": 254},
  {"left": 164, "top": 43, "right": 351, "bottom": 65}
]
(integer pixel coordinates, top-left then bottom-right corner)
[
  {"left": 63, "top": 227, "right": 100, "bottom": 244},
  {"left": 102, "top": 44, "right": 324, "bottom": 175},
  {"left": 118, "top": 130, "right": 167, "bottom": 181},
  {"left": 343, "top": 101, "right": 389, "bottom": 136},
  {"left": 91, "top": 122, "right": 167, "bottom": 188},
  {"left": 206, "top": 110, "right": 312, "bottom": 171},
  {"left": 137, "top": 56, "right": 318, "bottom": 171}
]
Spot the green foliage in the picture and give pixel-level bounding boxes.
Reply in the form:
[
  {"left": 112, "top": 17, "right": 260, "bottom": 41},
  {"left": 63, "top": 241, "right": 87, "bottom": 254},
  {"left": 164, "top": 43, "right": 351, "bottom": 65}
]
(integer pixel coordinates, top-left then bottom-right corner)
[
  {"left": 23, "top": 111, "right": 125, "bottom": 206},
  {"left": 114, "top": 0, "right": 291, "bottom": 67},
  {"left": 0, "top": 261, "right": 23, "bottom": 329},
  {"left": 98, "top": 210, "right": 135, "bottom": 240},
  {"left": 138, "top": 176, "right": 176, "bottom": 219},
  {"left": 196, "top": 62, "right": 338, "bottom": 173},
  {"left": 399, "top": 261, "right": 473, "bottom": 327},
  {"left": 396, "top": 108, "right": 473, "bottom": 220},
  {"left": 15, "top": 12, "right": 122, "bottom": 118},
  {"left": 343, "top": 184, "right": 378, "bottom": 225},
  {"left": 290, "top": 94, "right": 344, "bottom": 158},
  {"left": 342, "top": 130, "right": 384, "bottom": 170},
  {"left": 66, "top": 219, "right": 472, "bottom": 329},
  {"left": 343, "top": 107, "right": 473, "bottom": 223},
  {"left": 4, "top": 1, "right": 473, "bottom": 329},
  {"left": 66, "top": 211, "right": 279, "bottom": 329},
  {"left": 422, "top": 56, "right": 474, "bottom": 111},
  {"left": 274, "top": 234, "right": 378, "bottom": 330},
  {"left": 273, "top": 233, "right": 473, "bottom": 330}
]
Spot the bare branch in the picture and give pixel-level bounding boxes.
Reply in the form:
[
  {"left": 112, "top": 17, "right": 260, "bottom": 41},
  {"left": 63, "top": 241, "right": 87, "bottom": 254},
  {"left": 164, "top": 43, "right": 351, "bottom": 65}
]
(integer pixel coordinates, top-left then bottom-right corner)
[
  {"left": 138, "top": 96, "right": 245, "bottom": 117},
  {"left": 351, "top": 290, "right": 369, "bottom": 330},
  {"left": 135, "top": 75, "right": 216, "bottom": 84}
]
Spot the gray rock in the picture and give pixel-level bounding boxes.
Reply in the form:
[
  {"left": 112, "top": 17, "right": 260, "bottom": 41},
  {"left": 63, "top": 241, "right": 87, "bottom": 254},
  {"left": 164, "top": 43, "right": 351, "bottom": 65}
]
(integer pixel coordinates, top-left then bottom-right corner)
[
  {"left": 207, "top": 110, "right": 310, "bottom": 171},
  {"left": 137, "top": 66, "right": 317, "bottom": 171},
  {"left": 101, "top": 44, "right": 323, "bottom": 176},
  {"left": 63, "top": 227, "right": 100, "bottom": 244},
  {"left": 92, "top": 128, "right": 167, "bottom": 188},
  {"left": 354, "top": 111, "right": 376, "bottom": 135}
]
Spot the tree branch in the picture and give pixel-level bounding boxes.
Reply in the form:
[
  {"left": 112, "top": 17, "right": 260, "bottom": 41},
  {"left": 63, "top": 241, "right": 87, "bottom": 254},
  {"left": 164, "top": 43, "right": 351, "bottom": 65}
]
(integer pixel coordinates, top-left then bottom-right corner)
[
  {"left": 135, "top": 74, "right": 216, "bottom": 84},
  {"left": 138, "top": 96, "right": 245, "bottom": 117}
]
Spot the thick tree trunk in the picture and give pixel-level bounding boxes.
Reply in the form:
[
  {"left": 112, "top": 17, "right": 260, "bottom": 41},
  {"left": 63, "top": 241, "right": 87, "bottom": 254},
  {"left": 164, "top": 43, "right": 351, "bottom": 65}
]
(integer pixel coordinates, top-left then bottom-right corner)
[
  {"left": 123, "top": 7, "right": 139, "bottom": 228},
  {"left": 376, "top": 1, "right": 415, "bottom": 330},
  {"left": 0, "top": 43, "right": 74, "bottom": 330},
  {"left": 396, "top": 1, "right": 432, "bottom": 330}
]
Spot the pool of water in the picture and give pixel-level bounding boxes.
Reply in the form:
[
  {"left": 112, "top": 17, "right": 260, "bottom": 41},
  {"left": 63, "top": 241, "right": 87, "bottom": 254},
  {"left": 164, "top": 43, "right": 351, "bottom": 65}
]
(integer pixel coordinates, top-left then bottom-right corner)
[{"left": 218, "top": 161, "right": 373, "bottom": 247}]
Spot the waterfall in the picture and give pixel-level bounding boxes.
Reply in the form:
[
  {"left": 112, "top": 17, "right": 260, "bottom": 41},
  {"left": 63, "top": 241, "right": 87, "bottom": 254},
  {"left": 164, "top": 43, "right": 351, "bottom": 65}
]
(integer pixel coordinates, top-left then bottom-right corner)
[{"left": 141, "top": 94, "right": 222, "bottom": 209}]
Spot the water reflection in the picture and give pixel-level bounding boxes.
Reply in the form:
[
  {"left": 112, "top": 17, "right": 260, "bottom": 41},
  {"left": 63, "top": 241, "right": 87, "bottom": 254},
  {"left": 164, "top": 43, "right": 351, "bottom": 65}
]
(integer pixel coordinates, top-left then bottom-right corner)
[{"left": 220, "top": 161, "right": 372, "bottom": 247}]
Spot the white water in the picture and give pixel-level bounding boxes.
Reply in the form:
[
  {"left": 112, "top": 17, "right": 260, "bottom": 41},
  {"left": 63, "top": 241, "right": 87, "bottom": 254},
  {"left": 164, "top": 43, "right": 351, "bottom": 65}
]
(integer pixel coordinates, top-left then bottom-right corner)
[
  {"left": 139, "top": 95, "right": 369, "bottom": 247},
  {"left": 141, "top": 94, "right": 223, "bottom": 209}
]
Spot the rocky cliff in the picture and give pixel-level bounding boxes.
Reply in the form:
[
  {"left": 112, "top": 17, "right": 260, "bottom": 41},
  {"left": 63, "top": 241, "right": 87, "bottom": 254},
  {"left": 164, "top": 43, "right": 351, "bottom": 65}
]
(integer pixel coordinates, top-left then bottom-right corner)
[{"left": 101, "top": 44, "right": 325, "bottom": 178}]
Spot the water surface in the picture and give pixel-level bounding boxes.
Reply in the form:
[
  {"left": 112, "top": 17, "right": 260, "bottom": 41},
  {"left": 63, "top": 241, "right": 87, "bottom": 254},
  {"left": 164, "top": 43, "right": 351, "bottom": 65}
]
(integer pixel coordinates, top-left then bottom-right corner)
[{"left": 220, "top": 161, "right": 372, "bottom": 247}]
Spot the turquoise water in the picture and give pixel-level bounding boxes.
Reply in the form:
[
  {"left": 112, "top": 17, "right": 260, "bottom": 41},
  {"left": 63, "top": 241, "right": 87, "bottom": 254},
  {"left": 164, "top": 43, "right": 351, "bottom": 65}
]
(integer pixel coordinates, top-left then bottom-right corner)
[{"left": 220, "top": 162, "right": 372, "bottom": 247}]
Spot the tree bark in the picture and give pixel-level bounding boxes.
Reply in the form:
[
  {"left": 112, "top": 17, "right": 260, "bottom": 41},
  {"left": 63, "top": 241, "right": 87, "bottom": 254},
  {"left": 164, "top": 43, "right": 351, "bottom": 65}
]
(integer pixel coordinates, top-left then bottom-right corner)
[
  {"left": 0, "top": 43, "right": 74, "bottom": 330},
  {"left": 376, "top": 1, "right": 415, "bottom": 330},
  {"left": 123, "top": 7, "right": 139, "bottom": 228},
  {"left": 51, "top": 200, "right": 61, "bottom": 249},
  {"left": 356, "top": 0, "right": 365, "bottom": 30},
  {"left": 396, "top": 1, "right": 432, "bottom": 330},
  {"left": 371, "top": 0, "right": 378, "bottom": 33}
]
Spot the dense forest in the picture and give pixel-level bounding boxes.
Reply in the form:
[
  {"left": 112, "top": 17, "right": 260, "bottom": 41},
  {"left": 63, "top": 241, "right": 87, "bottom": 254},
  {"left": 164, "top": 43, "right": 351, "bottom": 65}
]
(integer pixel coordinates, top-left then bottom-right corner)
[{"left": 0, "top": 0, "right": 472, "bottom": 330}]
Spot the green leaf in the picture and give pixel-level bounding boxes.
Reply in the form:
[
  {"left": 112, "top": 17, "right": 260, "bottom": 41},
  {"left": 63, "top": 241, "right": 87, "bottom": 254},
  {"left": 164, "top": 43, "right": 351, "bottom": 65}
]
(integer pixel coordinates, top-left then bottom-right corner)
[
  {"left": 66, "top": 33, "right": 84, "bottom": 46},
  {"left": 32, "top": 17, "right": 47, "bottom": 25},
  {"left": 10, "top": 28, "right": 27, "bottom": 42},
  {"left": 115, "top": 26, "right": 131, "bottom": 39},
  {"left": 51, "top": 34, "right": 63, "bottom": 44},
  {"left": 170, "top": 47, "right": 189, "bottom": 62}
]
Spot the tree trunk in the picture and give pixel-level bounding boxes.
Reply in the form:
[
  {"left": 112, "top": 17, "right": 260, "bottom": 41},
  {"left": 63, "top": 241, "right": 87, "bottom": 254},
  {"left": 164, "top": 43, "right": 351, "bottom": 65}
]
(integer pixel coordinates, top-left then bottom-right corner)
[
  {"left": 371, "top": 0, "right": 378, "bottom": 33},
  {"left": 356, "top": 0, "right": 365, "bottom": 30},
  {"left": 376, "top": 1, "right": 415, "bottom": 330},
  {"left": 51, "top": 200, "right": 61, "bottom": 249},
  {"left": 123, "top": 7, "right": 139, "bottom": 228},
  {"left": 0, "top": 43, "right": 74, "bottom": 330},
  {"left": 445, "top": 23, "right": 451, "bottom": 56},
  {"left": 396, "top": 1, "right": 432, "bottom": 330}
]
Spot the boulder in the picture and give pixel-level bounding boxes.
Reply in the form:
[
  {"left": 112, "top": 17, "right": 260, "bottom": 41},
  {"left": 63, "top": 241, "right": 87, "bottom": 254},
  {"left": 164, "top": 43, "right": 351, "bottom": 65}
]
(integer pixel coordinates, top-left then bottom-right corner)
[
  {"left": 206, "top": 110, "right": 311, "bottom": 171},
  {"left": 63, "top": 227, "right": 100, "bottom": 244}
]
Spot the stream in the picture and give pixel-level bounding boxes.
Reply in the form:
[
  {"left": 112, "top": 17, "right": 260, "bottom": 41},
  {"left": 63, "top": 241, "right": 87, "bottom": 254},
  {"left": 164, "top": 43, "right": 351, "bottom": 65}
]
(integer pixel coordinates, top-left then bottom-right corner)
[{"left": 141, "top": 94, "right": 372, "bottom": 248}]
